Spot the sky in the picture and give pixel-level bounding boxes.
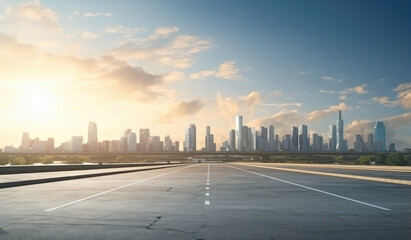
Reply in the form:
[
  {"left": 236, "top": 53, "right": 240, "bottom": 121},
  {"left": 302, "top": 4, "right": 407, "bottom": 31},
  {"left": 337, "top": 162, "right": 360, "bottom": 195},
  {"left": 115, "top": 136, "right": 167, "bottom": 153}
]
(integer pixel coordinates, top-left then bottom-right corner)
[{"left": 0, "top": 0, "right": 410, "bottom": 150}]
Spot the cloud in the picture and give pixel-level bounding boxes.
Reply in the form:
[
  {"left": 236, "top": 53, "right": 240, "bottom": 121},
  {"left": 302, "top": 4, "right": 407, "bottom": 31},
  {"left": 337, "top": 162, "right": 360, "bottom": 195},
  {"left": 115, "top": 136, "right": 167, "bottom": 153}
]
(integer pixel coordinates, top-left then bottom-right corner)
[
  {"left": 321, "top": 75, "right": 343, "bottom": 83},
  {"left": 260, "top": 102, "right": 302, "bottom": 108},
  {"left": 296, "top": 71, "right": 311, "bottom": 75},
  {"left": 82, "top": 31, "right": 98, "bottom": 39},
  {"left": 105, "top": 13, "right": 113, "bottom": 17},
  {"left": 158, "top": 99, "right": 204, "bottom": 123},
  {"left": 3, "top": 1, "right": 61, "bottom": 33},
  {"left": 306, "top": 102, "right": 350, "bottom": 122},
  {"left": 319, "top": 89, "right": 338, "bottom": 94},
  {"left": 83, "top": 12, "right": 100, "bottom": 17},
  {"left": 345, "top": 112, "right": 411, "bottom": 150},
  {"left": 342, "top": 84, "right": 368, "bottom": 94},
  {"left": 189, "top": 70, "right": 216, "bottom": 79},
  {"left": 190, "top": 61, "right": 242, "bottom": 80},
  {"left": 164, "top": 71, "right": 185, "bottom": 83},
  {"left": 248, "top": 110, "right": 302, "bottom": 137},
  {"left": 110, "top": 28, "right": 215, "bottom": 69},
  {"left": 0, "top": 33, "right": 167, "bottom": 103},
  {"left": 241, "top": 91, "right": 262, "bottom": 108},
  {"left": 215, "top": 61, "right": 241, "bottom": 80},
  {"left": 364, "top": 83, "right": 411, "bottom": 109},
  {"left": 149, "top": 26, "right": 179, "bottom": 40},
  {"left": 105, "top": 25, "right": 142, "bottom": 35}
]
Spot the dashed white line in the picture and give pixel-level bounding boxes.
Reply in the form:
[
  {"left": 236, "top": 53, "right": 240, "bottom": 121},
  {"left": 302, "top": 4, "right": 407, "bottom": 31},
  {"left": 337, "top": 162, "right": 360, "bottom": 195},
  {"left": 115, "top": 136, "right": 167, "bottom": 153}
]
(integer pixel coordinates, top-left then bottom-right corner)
[
  {"left": 45, "top": 165, "right": 194, "bottom": 212},
  {"left": 228, "top": 164, "right": 391, "bottom": 211},
  {"left": 205, "top": 200, "right": 210, "bottom": 205},
  {"left": 205, "top": 192, "right": 210, "bottom": 196},
  {"left": 206, "top": 187, "right": 209, "bottom": 190},
  {"left": 206, "top": 182, "right": 209, "bottom": 185}
]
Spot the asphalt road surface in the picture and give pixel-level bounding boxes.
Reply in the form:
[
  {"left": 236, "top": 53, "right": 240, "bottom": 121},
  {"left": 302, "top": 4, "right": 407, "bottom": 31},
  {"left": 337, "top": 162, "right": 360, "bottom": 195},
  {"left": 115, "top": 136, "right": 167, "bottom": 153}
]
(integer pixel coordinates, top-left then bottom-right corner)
[{"left": 0, "top": 163, "right": 410, "bottom": 240}]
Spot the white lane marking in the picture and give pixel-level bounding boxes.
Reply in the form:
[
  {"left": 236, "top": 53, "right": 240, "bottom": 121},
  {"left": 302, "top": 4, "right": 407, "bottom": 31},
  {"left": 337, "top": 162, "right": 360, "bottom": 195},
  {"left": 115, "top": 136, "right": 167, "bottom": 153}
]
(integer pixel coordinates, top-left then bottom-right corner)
[
  {"left": 206, "top": 182, "right": 209, "bottom": 185},
  {"left": 46, "top": 165, "right": 195, "bottom": 212},
  {"left": 205, "top": 192, "right": 210, "bottom": 196},
  {"left": 206, "top": 187, "right": 209, "bottom": 190},
  {"left": 205, "top": 200, "right": 210, "bottom": 205},
  {"left": 228, "top": 164, "right": 391, "bottom": 211}
]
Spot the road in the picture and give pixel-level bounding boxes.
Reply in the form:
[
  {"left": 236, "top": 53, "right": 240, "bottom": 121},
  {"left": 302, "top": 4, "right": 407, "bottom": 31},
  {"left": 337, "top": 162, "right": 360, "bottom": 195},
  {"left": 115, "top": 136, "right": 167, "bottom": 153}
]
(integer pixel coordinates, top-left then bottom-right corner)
[{"left": 0, "top": 163, "right": 410, "bottom": 240}]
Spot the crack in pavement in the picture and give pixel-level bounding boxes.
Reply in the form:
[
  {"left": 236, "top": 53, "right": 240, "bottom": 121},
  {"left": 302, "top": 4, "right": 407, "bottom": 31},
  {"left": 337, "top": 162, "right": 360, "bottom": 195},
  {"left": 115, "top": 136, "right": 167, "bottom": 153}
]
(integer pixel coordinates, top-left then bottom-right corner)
[
  {"left": 167, "top": 187, "right": 173, "bottom": 192},
  {"left": 145, "top": 216, "right": 162, "bottom": 230}
]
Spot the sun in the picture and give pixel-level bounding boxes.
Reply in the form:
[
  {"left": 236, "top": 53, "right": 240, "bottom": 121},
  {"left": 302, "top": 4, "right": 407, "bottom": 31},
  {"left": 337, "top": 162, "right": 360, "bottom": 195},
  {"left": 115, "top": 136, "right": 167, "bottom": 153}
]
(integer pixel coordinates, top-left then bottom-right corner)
[{"left": 18, "top": 86, "right": 57, "bottom": 119}]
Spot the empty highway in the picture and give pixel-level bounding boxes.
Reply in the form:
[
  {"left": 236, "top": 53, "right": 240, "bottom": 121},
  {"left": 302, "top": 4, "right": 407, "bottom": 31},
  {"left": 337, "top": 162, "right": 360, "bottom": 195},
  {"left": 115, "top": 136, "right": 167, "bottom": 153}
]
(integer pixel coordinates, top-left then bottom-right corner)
[{"left": 0, "top": 163, "right": 410, "bottom": 240}]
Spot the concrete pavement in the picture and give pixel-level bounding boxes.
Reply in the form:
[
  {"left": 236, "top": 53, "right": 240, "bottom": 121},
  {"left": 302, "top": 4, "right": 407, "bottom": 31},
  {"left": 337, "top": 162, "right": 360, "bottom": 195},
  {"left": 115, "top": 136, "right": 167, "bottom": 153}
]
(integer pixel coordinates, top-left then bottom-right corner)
[{"left": 0, "top": 163, "right": 410, "bottom": 239}]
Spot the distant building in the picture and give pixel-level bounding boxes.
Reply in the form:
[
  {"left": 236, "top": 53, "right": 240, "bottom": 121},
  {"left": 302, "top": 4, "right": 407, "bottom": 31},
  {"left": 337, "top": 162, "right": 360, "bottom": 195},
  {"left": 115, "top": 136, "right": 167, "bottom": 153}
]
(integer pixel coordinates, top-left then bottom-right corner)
[
  {"left": 291, "top": 126, "right": 298, "bottom": 152},
  {"left": 184, "top": 124, "right": 196, "bottom": 152},
  {"left": 312, "top": 134, "right": 323, "bottom": 152},
  {"left": 174, "top": 141, "right": 179, "bottom": 152},
  {"left": 127, "top": 132, "right": 137, "bottom": 152},
  {"left": 367, "top": 133, "right": 374, "bottom": 152},
  {"left": 298, "top": 124, "right": 309, "bottom": 152},
  {"left": 235, "top": 115, "right": 243, "bottom": 152},
  {"left": 21, "top": 132, "right": 30, "bottom": 152},
  {"left": 329, "top": 125, "right": 336, "bottom": 152},
  {"left": 388, "top": 143, "right": 395, "bottom": 152},
  {"left": 87, "top": 121, "right": 98, "bottom": 152},
  {"left": 336, "top": 110, "right": 346, "bottom": 152},
  {"left": 229, "top": 129, "right": 236, "bottom": 151},
  {"left": 68, "top": 136, "right": 83, "bottom": 153},
  {"left": 46, "top": 138, "right": 54, "bottom": 153},
  {"left": 354, "top": 134, "right": 364, "bottom": 152},
  {"left": 374, "top": 122, "right": 386, "bottom": 152},
  {"left": 139, "top": 129, "right": 150, "bottom": 152},
  {"left": 205, "top": 126, "right": 216, "bottom": 152}
]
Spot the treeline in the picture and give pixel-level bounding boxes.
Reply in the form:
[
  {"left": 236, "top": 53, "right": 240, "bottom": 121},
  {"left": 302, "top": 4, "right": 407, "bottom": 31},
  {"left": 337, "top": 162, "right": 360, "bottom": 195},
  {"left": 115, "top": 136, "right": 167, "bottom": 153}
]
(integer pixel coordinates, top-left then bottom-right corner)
[
  {"left": 0, "top": 154, "right": 186, "bottom": 165},
  {"left": 336, "top": 152, "right": 411, "bottom": 166}
]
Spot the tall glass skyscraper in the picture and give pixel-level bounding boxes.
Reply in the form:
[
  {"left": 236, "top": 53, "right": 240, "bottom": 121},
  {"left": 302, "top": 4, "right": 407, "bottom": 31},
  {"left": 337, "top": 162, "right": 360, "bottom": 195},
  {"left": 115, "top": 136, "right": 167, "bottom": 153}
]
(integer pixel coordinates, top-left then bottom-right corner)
[
  {"left": 374, "top": 122, "right": 386, "bottom": 152},
  {"left": 87, "top": 121, "right": 98, "bottom": 152},
  {"left": 336, "top": 110, "right": 345, "bottom": 152},
  {"left": 185, "top": 124, "right": 196, "bottom": 152},
  {"left": 235, "top": 115, "right": 243, "bottom": 152}
]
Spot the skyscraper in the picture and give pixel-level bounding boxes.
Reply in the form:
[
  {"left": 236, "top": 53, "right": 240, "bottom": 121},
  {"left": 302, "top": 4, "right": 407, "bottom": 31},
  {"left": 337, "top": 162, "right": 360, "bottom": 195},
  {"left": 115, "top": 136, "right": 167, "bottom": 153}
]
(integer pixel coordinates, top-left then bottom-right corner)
[
  {"left": 267, "top": 125, "right": 275, "bottom": 152},
  {"left": 21, "top": 132, "right": 30, "bottom": 152},
  {"left": 87, "top": 121, "right": 98, "bottom": 152},
  {"left": 367, "top": 133, "right": 374, "bottom": 152},
  {"left": 291, "top": 126, "right": 298, "bottom": 152},
  {"left": 298, "top": 124, "right": 308, "bottom": 152},
  {"left": 329, "top": 124, "right": 336, "bottom": 152},
  {"left": 336, "top": 110, "right": 345, "bottom": 152},
  {"left": 139, "top": 129, "right": 150, "bottom": 152},
  {"left": 205, "top": 126, "right": 216, "bottom": 152},
  {"left": 229, "top": 129, "right": 236, "bottom": 150},
  {"left": 374, "top": 121, "right": 386, "bottom": 152},
  {"left": 235, "top": 115, "right": 243, "bottom": 152},
  {"left": 185, "top": 124, "right": 196, "bottom": 152},
  {"left": 127, "top": 132, "right": 137, "bottom": 152}
]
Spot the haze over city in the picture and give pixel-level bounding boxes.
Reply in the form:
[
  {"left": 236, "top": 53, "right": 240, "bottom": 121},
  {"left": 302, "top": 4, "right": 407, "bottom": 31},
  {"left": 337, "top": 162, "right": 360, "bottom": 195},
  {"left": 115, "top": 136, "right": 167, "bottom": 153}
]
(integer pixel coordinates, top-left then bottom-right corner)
[{"left": 1, "top": 0, "right": 410, "bottom": 150}]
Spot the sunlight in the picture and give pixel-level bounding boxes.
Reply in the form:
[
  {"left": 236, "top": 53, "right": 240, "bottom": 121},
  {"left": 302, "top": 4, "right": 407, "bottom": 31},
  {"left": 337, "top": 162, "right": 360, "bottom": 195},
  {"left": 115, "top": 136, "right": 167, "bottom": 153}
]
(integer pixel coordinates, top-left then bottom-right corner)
[{"left": 18, "top": 86, "right": 57, "bottom": 119}]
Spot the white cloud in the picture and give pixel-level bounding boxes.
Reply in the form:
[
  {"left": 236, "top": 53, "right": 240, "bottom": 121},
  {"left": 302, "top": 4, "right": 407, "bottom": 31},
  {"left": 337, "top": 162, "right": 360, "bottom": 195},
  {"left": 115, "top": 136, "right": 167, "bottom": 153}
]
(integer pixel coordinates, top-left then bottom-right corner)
[
  {"left": 164, "top": 71, "right": 185, "bottom": 83},
  {"left": 105, "top": 13, "right": 113, "bottom": 17},
  {"left": 321, "top": 75, "right": 343, "bottom": 83},
  {"left": 215, "top": 61, "right": 241, "bottom": 80},
  {"left": 306, "top": 102, "right": 350, "bottom": 122},
  {"left": 271, "top": 91, "right": 282, "bottom": 97},
  {"left": 362, "top": 82, "right": 411, "bottom": 110},
  {"left": 149, "top": 26, "right": 179, "bottom": 40},
  {"left": 296, "top": 71, "right": 311, "bottom": 75},
  {"left": 260, "top": 102, "right": 302, "bottom": 107},
  {"left": 3, "top": 1, "right": 61, "bottom": 33},
  {"left": 319, "top": 89, "right": 338, "bottom": 94},
  {"left": 341, "top": 84, "right": 368, "bottom": 94},
  {"left": 189, "top": 70, "right": 215, "bottom": 79},
  {"left": 83, "top": 12, "right": 100, "bottom": 17},
  {"left": 82, "top": 32, "right": 98, "bottom": 39}
]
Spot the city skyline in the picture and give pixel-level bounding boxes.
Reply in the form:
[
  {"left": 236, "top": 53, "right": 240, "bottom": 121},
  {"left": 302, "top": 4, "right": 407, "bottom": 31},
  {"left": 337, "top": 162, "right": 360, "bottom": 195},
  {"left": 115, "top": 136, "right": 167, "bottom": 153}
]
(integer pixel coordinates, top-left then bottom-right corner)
[
  {"left": 0, "top": 0, "right": 410, "bottom": 150},
  {"left": 2, "top": 111, "right": 395, "bottom": 153}
]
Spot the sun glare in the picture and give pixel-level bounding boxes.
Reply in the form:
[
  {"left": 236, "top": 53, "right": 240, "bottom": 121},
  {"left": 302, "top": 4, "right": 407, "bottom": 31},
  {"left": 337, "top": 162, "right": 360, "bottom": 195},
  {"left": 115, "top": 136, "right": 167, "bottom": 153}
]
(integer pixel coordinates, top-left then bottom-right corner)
[{"left": 18, "top": 87, "right": 57, "bottom": 119}]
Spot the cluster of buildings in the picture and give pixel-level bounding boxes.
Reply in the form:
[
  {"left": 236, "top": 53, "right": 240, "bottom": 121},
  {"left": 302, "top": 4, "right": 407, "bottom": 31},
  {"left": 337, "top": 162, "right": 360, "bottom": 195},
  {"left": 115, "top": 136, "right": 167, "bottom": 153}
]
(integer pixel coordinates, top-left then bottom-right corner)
[{"left": 2, "top": 110, "right": 394, "bottom": 154}]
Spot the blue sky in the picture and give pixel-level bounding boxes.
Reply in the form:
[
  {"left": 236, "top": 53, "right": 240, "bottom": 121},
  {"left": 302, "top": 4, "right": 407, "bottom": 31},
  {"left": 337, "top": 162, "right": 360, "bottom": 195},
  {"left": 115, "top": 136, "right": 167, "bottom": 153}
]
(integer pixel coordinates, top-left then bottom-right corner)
[{"left": 0, "top": 0, "right": 410, "bottom": 149}]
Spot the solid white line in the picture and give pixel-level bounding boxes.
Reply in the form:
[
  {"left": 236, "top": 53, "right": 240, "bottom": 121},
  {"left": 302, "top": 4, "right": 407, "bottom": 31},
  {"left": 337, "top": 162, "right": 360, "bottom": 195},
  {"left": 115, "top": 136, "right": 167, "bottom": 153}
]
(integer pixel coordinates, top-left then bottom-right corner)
[
  {"left": 206, "top": 187, "right": 209, "bottom": 190},
  {"left": 205, "top": 192, "right": 210, "bottom": 196},
  {"left": 45, "top": 165, "right": 194, "bottom": 212},
  {"left": 205, "top": 200, "right": 210, "bottom": 205},
  {"left": 228, "top": 164, "right": 391, "bottom": 211}
]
